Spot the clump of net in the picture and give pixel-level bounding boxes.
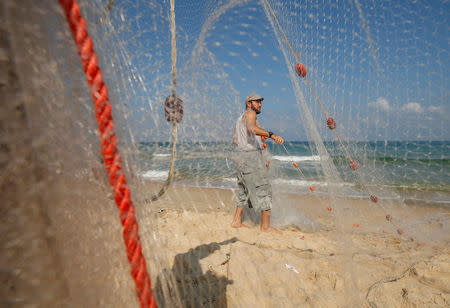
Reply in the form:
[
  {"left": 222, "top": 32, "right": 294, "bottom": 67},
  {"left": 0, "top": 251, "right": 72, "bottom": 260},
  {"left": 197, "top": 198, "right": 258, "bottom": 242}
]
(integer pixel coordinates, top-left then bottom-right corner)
[{"left": 2, "top": 0, "right": 448, "bottom": 306}]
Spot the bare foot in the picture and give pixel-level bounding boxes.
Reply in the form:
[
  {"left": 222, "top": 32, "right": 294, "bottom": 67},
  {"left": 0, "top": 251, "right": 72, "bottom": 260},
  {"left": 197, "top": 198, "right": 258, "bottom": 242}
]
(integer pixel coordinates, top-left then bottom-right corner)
[
  {"left": 261, "top": 226, "right": 282, "bottom": 234},
  {"left": 231, "top": 221, "right": 250, "bottom": 228}
]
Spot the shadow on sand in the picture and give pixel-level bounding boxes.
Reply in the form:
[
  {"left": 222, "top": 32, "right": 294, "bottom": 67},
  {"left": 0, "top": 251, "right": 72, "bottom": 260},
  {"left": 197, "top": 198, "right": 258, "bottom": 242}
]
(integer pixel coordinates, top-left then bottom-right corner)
[{"left": 155, "top": 238, "right": 237, "bottom": 307}]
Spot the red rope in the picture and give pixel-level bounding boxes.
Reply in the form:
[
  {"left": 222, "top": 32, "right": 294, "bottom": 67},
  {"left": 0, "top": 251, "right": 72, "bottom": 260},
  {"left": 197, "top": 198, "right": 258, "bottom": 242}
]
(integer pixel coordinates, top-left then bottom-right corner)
[{"left": 58, "top": 1, "right": 157, "bottom": 307}]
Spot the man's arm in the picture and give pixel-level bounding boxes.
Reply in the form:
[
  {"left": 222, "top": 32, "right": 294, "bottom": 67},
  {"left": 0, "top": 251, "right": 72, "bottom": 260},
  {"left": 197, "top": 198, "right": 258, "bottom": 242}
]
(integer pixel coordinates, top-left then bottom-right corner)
[{"left": 246, "top": 111, "right": 284, "bottom": 144}]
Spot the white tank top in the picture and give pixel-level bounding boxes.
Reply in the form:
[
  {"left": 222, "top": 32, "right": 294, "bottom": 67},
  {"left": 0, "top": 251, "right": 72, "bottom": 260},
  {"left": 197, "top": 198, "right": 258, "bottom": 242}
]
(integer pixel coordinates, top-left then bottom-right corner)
[{"left": 234, "top": 112, "right": 262, "bottom": 151}]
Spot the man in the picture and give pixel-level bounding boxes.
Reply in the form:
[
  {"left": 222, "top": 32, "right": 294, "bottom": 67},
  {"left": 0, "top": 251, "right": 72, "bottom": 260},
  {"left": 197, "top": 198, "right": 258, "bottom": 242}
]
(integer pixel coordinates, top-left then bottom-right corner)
[{"left": 232, "top": 94, "right": 284, "bottom": 233}]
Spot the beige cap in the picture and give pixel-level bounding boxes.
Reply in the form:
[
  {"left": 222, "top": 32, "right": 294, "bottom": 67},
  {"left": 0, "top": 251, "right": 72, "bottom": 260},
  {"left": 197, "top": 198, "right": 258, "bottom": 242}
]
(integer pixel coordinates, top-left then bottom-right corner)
[{"left": 245, "top": 93, "right": 264, "bottom": 103}]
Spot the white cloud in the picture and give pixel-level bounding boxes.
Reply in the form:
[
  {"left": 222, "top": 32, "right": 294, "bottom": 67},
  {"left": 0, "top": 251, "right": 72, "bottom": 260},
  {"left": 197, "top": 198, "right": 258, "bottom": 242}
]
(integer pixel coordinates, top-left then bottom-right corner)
[
  {"left": 428, "top": 105, "right": 443, "bottom": 113},
  {"left": 369, "top": 97, "right": 391, "bottom": 111},
  {"left": 401, "top": 102, "right": 424, "bottom": 113}
]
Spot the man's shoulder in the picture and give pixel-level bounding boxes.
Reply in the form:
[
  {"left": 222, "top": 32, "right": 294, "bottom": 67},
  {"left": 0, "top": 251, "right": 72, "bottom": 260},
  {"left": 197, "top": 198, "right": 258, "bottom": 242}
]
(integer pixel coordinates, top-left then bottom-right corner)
[{"left": 244, "top": 109, "right": 256, "bottom": 118}]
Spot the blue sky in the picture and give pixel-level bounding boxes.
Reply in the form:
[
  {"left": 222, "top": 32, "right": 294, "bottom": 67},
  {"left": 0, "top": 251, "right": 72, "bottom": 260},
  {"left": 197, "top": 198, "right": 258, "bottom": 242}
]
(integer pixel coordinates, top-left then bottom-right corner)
[{"left": 92, "top": 0, "right": 449, "bottom": 142}]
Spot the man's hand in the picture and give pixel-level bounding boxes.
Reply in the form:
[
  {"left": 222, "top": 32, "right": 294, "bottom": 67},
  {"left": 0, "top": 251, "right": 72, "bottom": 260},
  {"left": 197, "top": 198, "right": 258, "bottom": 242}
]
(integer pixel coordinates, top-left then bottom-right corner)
[{"left": 271, "top": 134, "right": 284, "bottom": 144}]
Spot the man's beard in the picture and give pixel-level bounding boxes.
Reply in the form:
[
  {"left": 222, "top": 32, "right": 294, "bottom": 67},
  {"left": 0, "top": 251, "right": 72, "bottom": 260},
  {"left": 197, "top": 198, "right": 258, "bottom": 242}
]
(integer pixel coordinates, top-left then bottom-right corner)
[{"left": 252, "top": 106, "right": 261, "bottom": 114}]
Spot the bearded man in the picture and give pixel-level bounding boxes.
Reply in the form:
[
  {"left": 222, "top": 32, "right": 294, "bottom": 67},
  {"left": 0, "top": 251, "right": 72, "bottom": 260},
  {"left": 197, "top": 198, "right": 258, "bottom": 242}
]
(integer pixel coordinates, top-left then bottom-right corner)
[{"left": 232, "top": 94, "right": 284, "bottom": 233}]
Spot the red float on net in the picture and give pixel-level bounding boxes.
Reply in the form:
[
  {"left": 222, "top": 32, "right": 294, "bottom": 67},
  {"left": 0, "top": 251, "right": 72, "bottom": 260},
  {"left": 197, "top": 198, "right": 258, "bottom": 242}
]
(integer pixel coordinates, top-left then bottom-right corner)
[
  {"left": 293, "top": 162, "right": 298, "bottom": 168},
  {"left": 261, "top": 136, "right": 268, "bottom": 141},
  {"left": 326, "top": 117, "right": 336, "bottom": 130},
  {"left": 309, "top": 185, "right": 315, "bottom": 191},
  {"left": 262, "top": 143, "right": 267, "bottom": 149},
  {"left": 349, "top": 160, "right": 359, "bottom": 171},
  {"left": 327, "top": 206, "right": 332, "bottom": 211},
  {"left": 295, "top": 62, "right": 307, "bottom": 77},
  {"left": 370, "top": 195, "right": 378, "bottom": 203}
]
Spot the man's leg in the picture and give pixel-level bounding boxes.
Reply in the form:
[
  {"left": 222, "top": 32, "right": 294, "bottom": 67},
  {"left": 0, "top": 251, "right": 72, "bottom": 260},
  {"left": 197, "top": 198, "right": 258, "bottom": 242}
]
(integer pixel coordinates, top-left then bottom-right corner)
[
  {"left": 231, "top": 173, "right": 250, "bottom": 228},
  {"left": 260, "top": 209, "right": 281, "bottom": 233},
  {"left": 231, "top": 207, "right": 249, "bottom": 228}
]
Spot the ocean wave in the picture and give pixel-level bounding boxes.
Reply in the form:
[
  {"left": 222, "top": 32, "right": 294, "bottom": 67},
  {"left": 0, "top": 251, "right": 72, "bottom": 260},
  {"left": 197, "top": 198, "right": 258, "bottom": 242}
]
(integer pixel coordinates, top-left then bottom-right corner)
[
  {"left": 272, "top": 178, "right": 352, "bottom": 188},
  {"left": 141, "top": 170, "right": 168, "bottom": 179},
  {"left": 154, "top": 153, "right": 171, "bottom": 158},
  {"left": 370, "top": 156, "right": 450, "bottom": 165},
  {"left": 272, "top": 155, "right": 321, "bottom": 162},
  {"left": 222, "top": 177, "right": 237, "bottom": 183}
]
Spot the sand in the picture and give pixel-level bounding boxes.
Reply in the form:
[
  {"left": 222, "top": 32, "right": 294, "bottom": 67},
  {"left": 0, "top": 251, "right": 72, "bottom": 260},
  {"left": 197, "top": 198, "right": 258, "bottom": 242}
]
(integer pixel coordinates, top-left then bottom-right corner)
[{"left": 142, "top": 182, "right": 450, "bottom": 307}]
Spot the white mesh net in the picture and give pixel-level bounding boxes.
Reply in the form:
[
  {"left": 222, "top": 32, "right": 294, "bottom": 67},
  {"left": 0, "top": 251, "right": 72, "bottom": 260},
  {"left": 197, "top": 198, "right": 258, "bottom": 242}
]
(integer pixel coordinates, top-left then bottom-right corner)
[{"left": 2, "top": 0, "right": 449, "bottom": 307}]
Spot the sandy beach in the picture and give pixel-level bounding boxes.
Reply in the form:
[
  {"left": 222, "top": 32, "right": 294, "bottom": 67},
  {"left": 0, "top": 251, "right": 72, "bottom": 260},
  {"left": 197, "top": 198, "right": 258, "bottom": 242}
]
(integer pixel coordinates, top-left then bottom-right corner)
[{"left": 141, "top": 182, "right": 450, "bottom": 307}]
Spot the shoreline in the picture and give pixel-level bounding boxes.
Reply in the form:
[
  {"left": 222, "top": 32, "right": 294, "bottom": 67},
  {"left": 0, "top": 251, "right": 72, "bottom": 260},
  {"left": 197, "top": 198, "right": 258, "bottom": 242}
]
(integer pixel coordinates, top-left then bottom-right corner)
[
  {"left": 141, "top": 181, "right": 450, "bottom": 238},
  {"left": 141, "top": 178, "right": 450, "bottom": 209}
]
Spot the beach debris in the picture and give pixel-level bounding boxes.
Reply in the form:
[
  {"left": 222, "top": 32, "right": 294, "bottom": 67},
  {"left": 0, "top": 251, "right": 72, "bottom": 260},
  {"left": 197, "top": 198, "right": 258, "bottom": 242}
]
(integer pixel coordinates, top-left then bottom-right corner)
[
  {"left": 300, "top": 235, "right": 305, "bottom": 240},
  {"left": 382, "top": 229, "right": 388, "bottom": 233},
  {"left": 285, "top": 263, "right": 299, "bottom": 274},
  {"left": 402, "top": 288, "right": 408, "bottom": 299},
  {"left": 417, "top": 242, "right": 424, "bottom": 246},
  {"left": 386, "top": 214, "right": 392, "bottom": 221},
  {"left": 409, "top": 237, "right": 414, "bottom": 242},
  {"left": 293, "top": 162, "right": 299, "bottom": 168},
  {"left": 262, "top": 143, "right": 267, "bottom": 149},
  {"left": 265, "top": 160, "right": 270, "bottom": 168},
  {"left": 295, "top": 62, "right": 307, "bottom": 77},
  {"left": 158, "top": 209, "right": 165, "bottom": 213},
  {"left": 164, "top": 94, "right": 183, "bottom": 123},
  {"left": 220, "top": 259, "right": 229, "bottom": 266},
  {"left": 370, "top": 195, "right": 378, "bottom": 203},
  {"left": 349, "top": 160, "right": 359, "bottom": 171},
  {"left": 309, "top": 185, "right": 315, "bottom": 191},
  {"left": 353, "top": 223, "right": 360, "bottom": 227},
  {"left": 327, "top": 206, "right": 332, "bottom": 211},
  {"left": 397, "top": 228, "right": 403, "bottom": 235},
  {"left": 326, "top": 117, "right": 336, "bottom": 130},
  {"left": 220, "top": 254, "right": 231, "bottom": 265}
]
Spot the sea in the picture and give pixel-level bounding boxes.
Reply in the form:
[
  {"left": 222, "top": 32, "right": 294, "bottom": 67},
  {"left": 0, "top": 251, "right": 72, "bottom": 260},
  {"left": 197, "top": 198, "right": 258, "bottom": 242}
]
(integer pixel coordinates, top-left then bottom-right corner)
[{"left": 136, "top": 141, "right": 450, "bottom": 208}]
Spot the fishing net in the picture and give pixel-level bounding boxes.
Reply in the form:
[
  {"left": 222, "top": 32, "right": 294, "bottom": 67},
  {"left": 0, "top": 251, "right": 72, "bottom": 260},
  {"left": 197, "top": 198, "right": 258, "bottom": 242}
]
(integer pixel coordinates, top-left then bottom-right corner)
[{"left": 2, "top": 0, "right": 449, "bottom": 307}]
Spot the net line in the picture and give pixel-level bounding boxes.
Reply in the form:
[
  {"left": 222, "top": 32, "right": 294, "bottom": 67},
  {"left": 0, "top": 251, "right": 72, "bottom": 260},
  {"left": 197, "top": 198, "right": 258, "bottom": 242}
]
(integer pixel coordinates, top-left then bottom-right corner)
[{"left": 148, "top": 0, "right": 179, "bottom": 202}]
